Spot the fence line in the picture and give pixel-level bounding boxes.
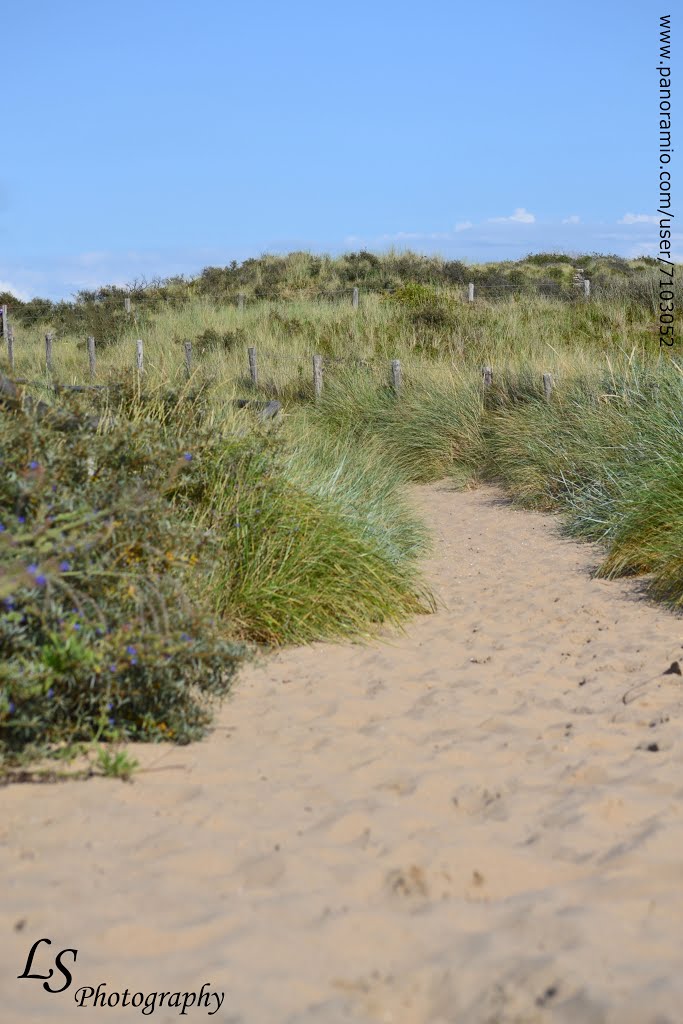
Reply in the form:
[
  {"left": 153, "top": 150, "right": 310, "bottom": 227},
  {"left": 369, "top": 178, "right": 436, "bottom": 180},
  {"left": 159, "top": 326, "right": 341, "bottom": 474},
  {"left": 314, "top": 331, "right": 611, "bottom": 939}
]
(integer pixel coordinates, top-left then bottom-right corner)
[
  {"left": 2, "top": 341, "right": 558, "bottom": 407},
  {"left": 0, "top": 286, "right": 600, "bottom": 408},
  {"left": 0, "top": 307, "right": 571, "bottom": 403}
]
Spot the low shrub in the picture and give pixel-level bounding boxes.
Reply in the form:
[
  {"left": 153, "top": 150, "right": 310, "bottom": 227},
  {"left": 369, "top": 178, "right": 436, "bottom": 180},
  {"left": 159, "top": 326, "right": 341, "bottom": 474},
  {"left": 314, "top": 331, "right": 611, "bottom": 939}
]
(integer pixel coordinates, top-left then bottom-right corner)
[{"left": 0, "top": 397, "right": 248, "bottom": 761}]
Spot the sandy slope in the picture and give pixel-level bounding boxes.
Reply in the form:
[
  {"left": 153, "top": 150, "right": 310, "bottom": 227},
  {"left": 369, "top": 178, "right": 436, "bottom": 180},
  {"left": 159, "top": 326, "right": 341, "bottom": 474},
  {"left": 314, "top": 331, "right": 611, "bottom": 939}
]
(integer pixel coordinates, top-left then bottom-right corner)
[{"left": 2, "top": 483, "right": 683, "bottom": 1024}]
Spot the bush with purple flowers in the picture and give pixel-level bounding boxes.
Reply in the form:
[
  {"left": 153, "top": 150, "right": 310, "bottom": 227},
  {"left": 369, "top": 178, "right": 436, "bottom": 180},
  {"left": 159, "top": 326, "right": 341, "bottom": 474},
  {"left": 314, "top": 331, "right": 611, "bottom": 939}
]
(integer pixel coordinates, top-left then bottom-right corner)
[{"left": 0, "top": 393, "right": 249, "bottom": 762}]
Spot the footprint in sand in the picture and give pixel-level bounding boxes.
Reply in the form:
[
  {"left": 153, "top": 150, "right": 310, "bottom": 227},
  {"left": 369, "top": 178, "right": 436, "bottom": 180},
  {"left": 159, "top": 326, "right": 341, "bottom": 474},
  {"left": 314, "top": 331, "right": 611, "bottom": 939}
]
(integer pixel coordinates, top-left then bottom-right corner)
[{"left": 385, "top": 865, "right": 430, "bottom": 903}]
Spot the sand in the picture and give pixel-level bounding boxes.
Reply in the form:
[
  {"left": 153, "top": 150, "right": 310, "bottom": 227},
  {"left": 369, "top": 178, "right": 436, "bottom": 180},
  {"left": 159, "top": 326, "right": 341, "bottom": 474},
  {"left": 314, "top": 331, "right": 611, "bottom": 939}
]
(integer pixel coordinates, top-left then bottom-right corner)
[{"left": 3, "top": 483, "right": 683, "bottom": 1023}]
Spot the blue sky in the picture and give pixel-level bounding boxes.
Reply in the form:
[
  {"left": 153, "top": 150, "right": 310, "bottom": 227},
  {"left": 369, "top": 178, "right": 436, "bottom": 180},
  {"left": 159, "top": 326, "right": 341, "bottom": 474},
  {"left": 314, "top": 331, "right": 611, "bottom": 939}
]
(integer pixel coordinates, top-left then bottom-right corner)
[{"left": 1, "top": 0, "right": 675, "bottom": 299}]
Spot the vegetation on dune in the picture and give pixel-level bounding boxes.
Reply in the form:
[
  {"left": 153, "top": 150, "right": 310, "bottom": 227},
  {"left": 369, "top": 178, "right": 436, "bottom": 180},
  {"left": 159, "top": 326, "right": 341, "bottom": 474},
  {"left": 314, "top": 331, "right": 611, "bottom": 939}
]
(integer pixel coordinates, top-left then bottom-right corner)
[
  {"left": 0, "top": 247, "right": 663, "bottom": 340},
  {"left": 1, "top": 249, "right": 681, "bottom": 769},
  {"left": 0, "top": 377, "right": 432, "bottom": 766},
  {"left": 308, "top": 367, "right": 484, "bottom": 485}
]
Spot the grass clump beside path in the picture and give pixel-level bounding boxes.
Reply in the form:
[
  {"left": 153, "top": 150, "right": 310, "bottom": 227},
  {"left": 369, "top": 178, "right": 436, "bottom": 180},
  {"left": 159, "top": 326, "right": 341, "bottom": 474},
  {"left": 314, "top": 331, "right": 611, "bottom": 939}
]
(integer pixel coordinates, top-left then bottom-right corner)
[
  {"left": 484, "top": 363, "right": 683, "bottom": 609},
  {"left": 192, "top": 414, "right": 434, "bottom": 645},
  {"left": 307, "top": 367, "right": 484, "bottom": 486}
]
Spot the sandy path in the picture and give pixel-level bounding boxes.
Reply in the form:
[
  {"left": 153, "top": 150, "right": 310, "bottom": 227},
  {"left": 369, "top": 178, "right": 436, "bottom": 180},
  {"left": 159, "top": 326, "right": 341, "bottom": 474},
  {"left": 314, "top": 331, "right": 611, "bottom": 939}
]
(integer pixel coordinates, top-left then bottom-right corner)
[{"left": 3, "top": 483, "right": 683, "bottom": 1024}]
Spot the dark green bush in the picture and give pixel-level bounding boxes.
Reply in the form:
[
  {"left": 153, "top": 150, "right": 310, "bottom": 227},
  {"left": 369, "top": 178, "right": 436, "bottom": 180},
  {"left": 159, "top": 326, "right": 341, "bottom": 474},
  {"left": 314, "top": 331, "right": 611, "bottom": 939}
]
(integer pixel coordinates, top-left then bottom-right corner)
[
  {"left": 522, "top": 253, "right": 575, "bottom": 266},
  {"left": 390, "top": 283, "right": 459, "bottom": 336}
]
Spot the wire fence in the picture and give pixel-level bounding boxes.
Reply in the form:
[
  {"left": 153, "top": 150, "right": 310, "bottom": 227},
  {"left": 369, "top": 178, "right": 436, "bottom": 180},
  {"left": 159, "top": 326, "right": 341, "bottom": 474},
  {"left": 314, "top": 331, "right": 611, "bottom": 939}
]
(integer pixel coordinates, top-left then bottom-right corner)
[
  {"left": 0, "top": 353, "right": 560, "bottom": 414},
  {"left": 0, "top": 339, "right": 394, "bottom": 401}
]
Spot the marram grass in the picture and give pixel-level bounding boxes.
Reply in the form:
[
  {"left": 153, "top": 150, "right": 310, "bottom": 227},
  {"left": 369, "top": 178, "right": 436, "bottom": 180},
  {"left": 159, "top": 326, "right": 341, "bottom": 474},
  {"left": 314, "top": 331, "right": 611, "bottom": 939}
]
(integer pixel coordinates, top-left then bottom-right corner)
[{"left": 196, "top": 427, "right": 435, "bottom": 645}]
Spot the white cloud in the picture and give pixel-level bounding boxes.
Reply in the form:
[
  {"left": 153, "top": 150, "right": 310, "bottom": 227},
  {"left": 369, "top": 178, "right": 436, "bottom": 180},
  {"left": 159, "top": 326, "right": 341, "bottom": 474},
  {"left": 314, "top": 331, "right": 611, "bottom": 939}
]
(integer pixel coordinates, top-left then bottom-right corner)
[
  {"left": 379, "top": 231, "right": 451, "bottom": 242},
  {"left": 488, "top": 207, "right": 536, "bottom": 224},
  {"left": 77, "top": 250, "right": 113, "bottom": 267},
  {"left": 455, "top": 221, "right": 473, "bottom": 232},
  {"left": 618, "top": 213, "right": 659, "bottom": 225},
  {"left": 0, "top": 280, "right": 30, "bottom": 301},
  {"left": 562, "top": 215, "right": 580, "bottom": 224}
]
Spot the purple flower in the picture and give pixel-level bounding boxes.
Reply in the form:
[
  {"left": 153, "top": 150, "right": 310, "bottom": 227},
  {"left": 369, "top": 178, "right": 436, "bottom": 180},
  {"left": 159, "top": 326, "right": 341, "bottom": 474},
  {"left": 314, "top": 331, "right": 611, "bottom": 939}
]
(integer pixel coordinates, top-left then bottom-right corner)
[
  {"left": 8, "top": 701, "right": 15, "bottom": 715},
  {"left": 130, "top": 657, "right": 138, "bottom": 666},
  {"left": 17, "top": 516, "right": 26, "bottom": 524},
  {"left": 108, "top": 664, "right": 117, "bottom": 673},
  {"left": 126, "top": 645, "right": 137, "bottom": 656},
  {"left": 27, "top": 564, "right": 39, "bottom": 575},
  {"left": 35, "top": 574, "right": 47, "bottom": 587},
  {"left": 28, "top": 461, "right": 39, "bottom": 470},
  {"left": 106, "top": 701, "right": 113, "bottom": 711},
  {"left": 108, "top": 717, "right": 115, "bottom": 727},
  {"left": 0, "top": 523, "right": 5, "bottom": 532},
  {"left": 59, "top": 560, "right": 71, "bottom": 572},
  {"left": 180, "top": 632, "right": 192, "bottom": 642},
  {"left": 47, "top": 688, "right": 54, "bottom": 699},
  {"left": 183, "top": 452, "right": 193, "bottom": 461},
  {"left": 73, "top": 622, "right": 82, "bottom": 631}
]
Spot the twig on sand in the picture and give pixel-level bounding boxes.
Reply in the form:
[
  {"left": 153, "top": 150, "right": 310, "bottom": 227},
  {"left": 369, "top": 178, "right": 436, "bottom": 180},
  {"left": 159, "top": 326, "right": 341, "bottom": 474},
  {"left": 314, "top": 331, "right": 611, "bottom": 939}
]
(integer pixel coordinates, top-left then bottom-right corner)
[{"left": 622, "top": 660, "right": 682, "bottom": 705}]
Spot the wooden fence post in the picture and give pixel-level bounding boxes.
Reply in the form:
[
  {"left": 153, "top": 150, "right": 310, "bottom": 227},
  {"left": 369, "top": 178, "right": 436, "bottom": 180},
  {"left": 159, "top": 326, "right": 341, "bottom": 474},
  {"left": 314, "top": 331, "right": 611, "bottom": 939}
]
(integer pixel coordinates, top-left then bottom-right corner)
[
  {"left": 2, "top": 305, "right": 10, "bottom": 371},
  {"left": 584, "top": 279, "right": 591, "bottom": 299},
  {"left": 482, "top": 365, "right": 493, "bottom": 389},
  {"left": 248, "top": 346, "right": 258, "bottom": 387},
  {"left": 468, "top": 282, "right": 475, "bottom": 303},
  {"left": 87, "top": 336, "right": 96, "bottom": 379},
  {"left": 184, "top": 340, "right": 193, "bottom": 378},
  {"left": 238, "top": 293, "right": 245, "bottom": 311},
  {"left": 391, "top": 358, "right": 402, "bottom": 395},
  {"left": 136, "top": 338, "right": 144, "bottom": 374},
  {"left": 543, "top": 371, "right": 553, "bottom": 400},
  {"left": 352, "top": 287, "right": 359, "bottom": 309},
  {"left": 124, "top": 297, "right": 131, "bottom": 314},
  {"left": 313, "top": 354, "right": 323, "bottom": 400},
  {"left": 7, "top": 324, "right": 14, "bottom": 373},
  {"left": 45, "top": 332, "right": 54, "bottom": 374}
]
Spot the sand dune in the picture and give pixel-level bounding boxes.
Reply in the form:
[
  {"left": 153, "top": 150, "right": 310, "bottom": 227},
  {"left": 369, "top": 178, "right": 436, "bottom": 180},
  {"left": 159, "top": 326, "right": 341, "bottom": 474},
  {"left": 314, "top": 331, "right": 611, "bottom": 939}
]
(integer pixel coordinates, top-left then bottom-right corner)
[{"left": 3, "top": 483, "right": 683, "bottom": 1023}]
